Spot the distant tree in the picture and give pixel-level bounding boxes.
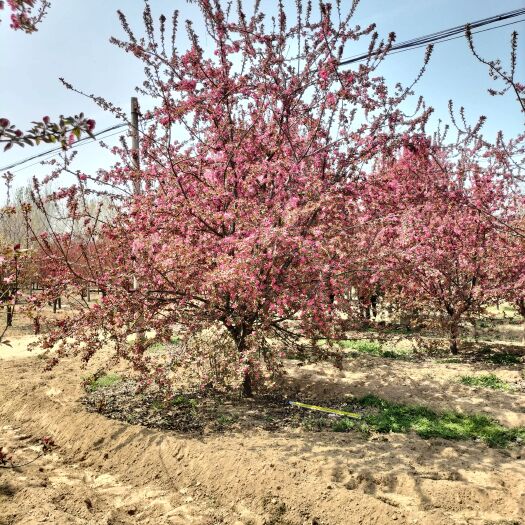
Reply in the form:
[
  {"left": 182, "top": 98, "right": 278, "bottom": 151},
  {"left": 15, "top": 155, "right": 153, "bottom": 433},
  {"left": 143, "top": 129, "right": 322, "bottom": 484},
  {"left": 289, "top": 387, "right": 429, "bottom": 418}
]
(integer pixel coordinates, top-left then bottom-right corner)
[{"left": 362, "top": 137, "right": 523, "bottom": 353}]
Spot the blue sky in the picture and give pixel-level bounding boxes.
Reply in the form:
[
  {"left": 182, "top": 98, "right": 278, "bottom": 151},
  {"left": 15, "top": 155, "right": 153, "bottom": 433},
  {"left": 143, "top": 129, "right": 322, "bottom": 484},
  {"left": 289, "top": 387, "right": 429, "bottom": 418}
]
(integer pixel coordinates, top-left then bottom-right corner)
[{"left": 1, "top": 0, "right": 524, "bottom": 197}]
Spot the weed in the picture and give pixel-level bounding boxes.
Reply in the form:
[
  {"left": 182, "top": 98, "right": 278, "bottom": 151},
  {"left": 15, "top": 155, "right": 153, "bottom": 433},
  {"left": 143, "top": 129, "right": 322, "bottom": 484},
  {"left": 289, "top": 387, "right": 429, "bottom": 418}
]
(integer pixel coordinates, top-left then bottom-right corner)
[
  {"left": 151, "top": 399, "right": 165, "bottom": 411},
  {"left": 148, "top": 342, "right": 165, "bottom": 352},
  {"left": 301, "top": 416, "right": 331, "bottom": 431},
  {"left": 216, "top": 413, "right": 238, "bottom": 426},
  {"left": 151, "top": 394, "right": 197, "bottom": 412},
  {"left": 331, "top": 418, "right": 360, "bottom": 432},
  {"left": 460, "top": 374, "right": 510, "bottom": 391},
  {"left": 148, "top": 336, "right": 179, "bottom": 353},
  {"left": 381, "top": 350, "right": 409, "bottom": 359}
]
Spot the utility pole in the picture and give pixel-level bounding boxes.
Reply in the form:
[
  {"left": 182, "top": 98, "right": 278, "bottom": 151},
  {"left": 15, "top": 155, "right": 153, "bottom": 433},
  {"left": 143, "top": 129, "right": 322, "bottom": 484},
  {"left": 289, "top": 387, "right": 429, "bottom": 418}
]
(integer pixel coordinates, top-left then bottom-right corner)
[
  {"left": 130, "top": 96, "right": 141, "bottom": 195},
  {"left": 130, "top": 96, "right": 141, "bottom": 297},
  {"left": 130, "top": 97, "right": 145, "bottom": 345}
]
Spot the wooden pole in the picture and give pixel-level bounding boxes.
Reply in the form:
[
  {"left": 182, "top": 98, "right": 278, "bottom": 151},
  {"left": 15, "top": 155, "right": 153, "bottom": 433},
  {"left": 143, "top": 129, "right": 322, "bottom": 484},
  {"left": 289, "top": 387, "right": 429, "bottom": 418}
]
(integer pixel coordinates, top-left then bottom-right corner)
[
  {"left": 130, "top": 97, "right": 145, "bottom": 345},
  {"left": 131, "top": 97, "right": 141, "bottom": 195}
]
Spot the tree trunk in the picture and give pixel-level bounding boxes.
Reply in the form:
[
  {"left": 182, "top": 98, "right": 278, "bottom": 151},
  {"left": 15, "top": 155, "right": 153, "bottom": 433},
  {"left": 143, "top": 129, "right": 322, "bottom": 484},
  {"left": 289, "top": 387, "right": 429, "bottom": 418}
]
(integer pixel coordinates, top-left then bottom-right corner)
[
  {"left": 33, "top": 316, "right": 41, "bottom": 335},
  {"left": 6, "top": 305, "right": 13, "bottom": 327},
  {"left": 370, "top": 295, "right": 378, "bottom": 319},
  {"left": 472, "top": 318, "right": 479, "bottom": 342},
  {"left": 229, "top": 323, "right": 254, "bottom": 397},
  {"left": 449, "top": 320, "right": 459, "bottom": 355},
  {"left": 239, "top": 337, "right": 253, "bottom": 397},
  {"left": 242, "top": 371, "right": 253, "bottom": 398}
]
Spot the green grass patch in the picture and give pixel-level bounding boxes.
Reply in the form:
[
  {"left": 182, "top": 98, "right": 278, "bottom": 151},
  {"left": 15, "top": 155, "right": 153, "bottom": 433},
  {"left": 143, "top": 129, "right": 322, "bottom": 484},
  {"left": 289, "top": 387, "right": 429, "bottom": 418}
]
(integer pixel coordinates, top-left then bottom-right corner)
[
  {"left": 347, "top": 394, "right": 524, "bottom": 447},
  {"left": 338, "top": 339, "right": 411, "bottom": 360},
  {"left": 339, "top": 339, "right": 383, "bottom": 354},
  {"left": 148, "top": 336, "right": 180, "bottom": 353},
  {"left": 85, "top": 373, "right": 121, "bottom": 392},
  {"left": 460, "top": 374, "right": 510, "bottom": 391},
  {"left": 486, "top": 353, "right": 522, "bottom": 365}
]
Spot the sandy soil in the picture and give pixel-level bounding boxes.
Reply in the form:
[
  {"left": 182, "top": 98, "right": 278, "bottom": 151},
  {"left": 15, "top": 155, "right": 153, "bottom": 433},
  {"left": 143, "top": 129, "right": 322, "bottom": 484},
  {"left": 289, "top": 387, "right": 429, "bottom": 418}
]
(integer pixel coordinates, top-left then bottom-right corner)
[
  {"left": 287, "top": 356, "right": 525, "bottom": 427},
  {"left": 0, "top": 337, "right": 524, "bottom": 525},
  {"left": 1, "top": 305, "right": 524, "bottom": 524}
]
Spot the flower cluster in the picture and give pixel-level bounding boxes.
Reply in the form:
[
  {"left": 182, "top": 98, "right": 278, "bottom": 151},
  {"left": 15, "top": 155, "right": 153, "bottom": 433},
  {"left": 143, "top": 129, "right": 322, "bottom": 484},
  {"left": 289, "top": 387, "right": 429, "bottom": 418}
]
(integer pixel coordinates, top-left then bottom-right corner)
[{"left": 0, "top": 0, "right": 50, "bottom": 33}]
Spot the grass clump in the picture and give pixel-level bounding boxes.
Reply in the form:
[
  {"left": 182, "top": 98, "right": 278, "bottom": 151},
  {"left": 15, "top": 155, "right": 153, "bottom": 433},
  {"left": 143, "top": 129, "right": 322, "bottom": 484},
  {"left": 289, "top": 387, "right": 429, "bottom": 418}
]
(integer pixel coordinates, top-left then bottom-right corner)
[
  {"left": 460, "top": 374, "right": 510, "bottom": 391},
  {"left": 171, "top": 394, "right": 197, "bottom": 407},
  {"left": 216, "top": 413, "right": 238, "bottom": 427},
  {"left": 85, "top": 373, "right": 121, "bottom": 392},
  {"left": 350, "top": 394, "right": 525, "bottom": 447}
]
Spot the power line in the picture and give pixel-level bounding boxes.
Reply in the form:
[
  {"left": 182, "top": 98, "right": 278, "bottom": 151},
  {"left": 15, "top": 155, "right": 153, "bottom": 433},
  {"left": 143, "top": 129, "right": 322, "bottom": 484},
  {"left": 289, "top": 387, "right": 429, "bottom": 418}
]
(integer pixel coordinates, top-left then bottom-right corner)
[
  {"left": 379, "top": 18, "right": 525, "bottom": 59},
  {"left": 7, "top": 129, "right": 126, "bottom": 175},
  {"left": 0, "top": 123, "right": 127, "bottom": 173},
  {"left": 339, "top": 7, "right": 525, "bottom": 67}
]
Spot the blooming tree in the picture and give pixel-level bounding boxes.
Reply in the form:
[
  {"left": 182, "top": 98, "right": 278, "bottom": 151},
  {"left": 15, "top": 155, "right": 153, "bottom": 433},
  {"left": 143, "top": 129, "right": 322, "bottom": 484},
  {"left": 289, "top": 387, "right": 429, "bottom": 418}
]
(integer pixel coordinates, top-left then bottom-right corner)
[{"left": 30, "top": 0, "right": 434, "bottom": 395}]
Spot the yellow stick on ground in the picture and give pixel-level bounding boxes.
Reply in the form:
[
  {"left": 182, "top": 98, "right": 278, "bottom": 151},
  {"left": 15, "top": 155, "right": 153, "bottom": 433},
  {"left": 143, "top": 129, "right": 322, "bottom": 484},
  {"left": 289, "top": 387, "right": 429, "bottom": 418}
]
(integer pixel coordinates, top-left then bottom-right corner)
[{"left": 290, "top": 401, "right": 361, "bottom": 419}]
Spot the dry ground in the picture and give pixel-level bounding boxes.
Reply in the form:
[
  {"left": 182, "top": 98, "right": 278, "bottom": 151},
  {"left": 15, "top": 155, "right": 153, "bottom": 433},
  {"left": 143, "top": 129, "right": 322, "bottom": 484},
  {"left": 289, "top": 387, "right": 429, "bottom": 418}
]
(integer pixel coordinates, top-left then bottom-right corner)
[{"left": 0, "top": 308, "right": 524, "bottom": 524}]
